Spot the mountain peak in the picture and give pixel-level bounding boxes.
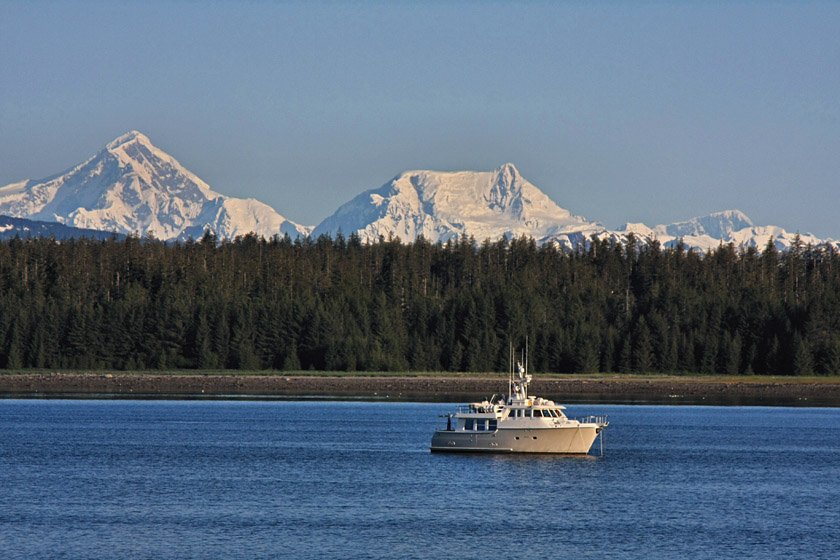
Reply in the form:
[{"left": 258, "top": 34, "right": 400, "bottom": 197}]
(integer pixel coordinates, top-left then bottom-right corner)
[
  {"left": 494, "top": 163, "right": 521, "bottom": 192},
  {"left": 313, "top": 164, "right": 594, "bottom": 243},
  {"left": 661, "top": 209, "right": 754, "bottom": 240},
  {"left": 0, "top": 131, "right": 311, "bottom": 241},
  {"left": 709, "top": 209, "right": 754, "bottom": 226},
  {"left": 497, "top": 162, "right": 519, "bottom": 176},
  {"left": 105, "top": 130, "right": 151, "bottom": 151}
]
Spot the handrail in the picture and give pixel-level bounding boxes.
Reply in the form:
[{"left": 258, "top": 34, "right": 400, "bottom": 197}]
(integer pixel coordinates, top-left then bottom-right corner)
[
  {"left": 437, "top": 413, "right": 608, "bottom": 431},
  {"left": 455, "top": 405, "right": 498, "bottom": 414},
  {"left": 571, "top": 415, "right": 609, "bottom": 426}
]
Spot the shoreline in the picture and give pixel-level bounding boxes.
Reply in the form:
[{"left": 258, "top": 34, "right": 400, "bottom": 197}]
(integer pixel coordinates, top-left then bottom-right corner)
[{"left": 2, "top": 372, "right": 840, "bottom": 406}]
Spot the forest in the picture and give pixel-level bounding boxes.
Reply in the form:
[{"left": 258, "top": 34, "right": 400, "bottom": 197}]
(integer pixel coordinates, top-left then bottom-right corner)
[{"left": 0, "top": 230, "right": 838, "bottom": 375}]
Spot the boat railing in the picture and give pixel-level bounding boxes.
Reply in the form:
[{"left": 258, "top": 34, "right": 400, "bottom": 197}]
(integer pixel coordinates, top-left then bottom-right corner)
[
  {"left": 572, "top": 415, "right": 609, "bottom": 426},
  {"left": 455, "top": 404, "right": 497, "bottom": 415}
]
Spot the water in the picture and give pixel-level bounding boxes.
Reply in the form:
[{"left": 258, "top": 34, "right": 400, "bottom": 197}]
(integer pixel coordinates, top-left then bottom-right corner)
[{"left": 1, "top": 400, "right": 838, "bottom": 559}]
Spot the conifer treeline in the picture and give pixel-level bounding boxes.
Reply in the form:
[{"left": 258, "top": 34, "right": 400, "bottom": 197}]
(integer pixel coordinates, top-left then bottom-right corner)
[{"left": 0, "top": 231, "right": 838, "bottom": 375}]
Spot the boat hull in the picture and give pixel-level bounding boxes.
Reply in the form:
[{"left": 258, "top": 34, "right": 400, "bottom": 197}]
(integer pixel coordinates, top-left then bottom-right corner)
[{"left": 430, "top": 425, "right": 601, "bottom": 454}]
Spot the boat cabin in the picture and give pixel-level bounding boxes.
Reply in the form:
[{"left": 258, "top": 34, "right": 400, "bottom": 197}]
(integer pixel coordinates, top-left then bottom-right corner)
[{"left": 440, "top": 396, "right": 573, "bottom": 432}]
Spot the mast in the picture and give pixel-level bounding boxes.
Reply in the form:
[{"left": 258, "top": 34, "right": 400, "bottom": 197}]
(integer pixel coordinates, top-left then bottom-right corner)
[
  {"left": 508, "top": 343, "right": 513, "bottom": 403},
  {"left": 525, "top": 335, "right": 528, "bottom": 380}
]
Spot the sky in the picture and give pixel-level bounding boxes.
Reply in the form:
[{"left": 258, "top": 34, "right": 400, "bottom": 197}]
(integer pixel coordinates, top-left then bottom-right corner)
[{"left": 1, "top": 1, "right": 838, "bottom": 237}]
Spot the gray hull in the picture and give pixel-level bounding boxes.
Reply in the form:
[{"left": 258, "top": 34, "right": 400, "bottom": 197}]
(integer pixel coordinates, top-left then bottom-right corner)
[{"left": 430, "top": 425, "right": 601, "bottom": 454}]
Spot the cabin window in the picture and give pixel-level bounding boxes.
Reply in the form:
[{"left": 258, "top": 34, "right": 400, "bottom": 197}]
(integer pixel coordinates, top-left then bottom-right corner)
[
  {"left": 554, "top": 409, "right": 563, "bottom": 417},
  {"left": 546, "top": 409, "right": 557, "bottom": 418},
  {"left": 464, "top": 419, "right": 474, "bottom": 430},
  {"left": 534, "top": 410, "right": 543, "bottom": 417},
  {"left": 526, "top": 410, "right": 532, "bottom": 418},
  {"left": 488, "top": 420, "right": 497, "bottom": 431},
  {"left": 476, "top": 420, "right": 486, "bottom": 431}
]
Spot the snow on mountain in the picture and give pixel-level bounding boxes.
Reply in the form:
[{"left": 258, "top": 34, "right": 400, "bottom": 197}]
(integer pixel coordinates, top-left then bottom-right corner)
[
  {"left": 659, "top": 210, "right": 754, "bottom": 239},
  {"left": 312, "top": 163, "right": 602, "bottom": 244},
  {"left": 726, "top": 225, "right": 830, "bottom": 251},
  {"left": 617, "top": 210, "right": 837, "bottom": 252},
  {"left": 0, "top": 131, "right": 310, "bottom": 241},
  {"left": 313, "top": 163, "right": 839, "bottom": 252},
  {"left": 180, "top": 197, "right": 309, "bottom": 241},
  {"left": 1, "top": 131, "right": 835, "bottom": 252}
]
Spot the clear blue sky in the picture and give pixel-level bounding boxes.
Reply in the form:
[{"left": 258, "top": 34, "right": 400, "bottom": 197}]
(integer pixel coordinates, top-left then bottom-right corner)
[{"left": 1, "top": 1, "right": 838, "bottom": 237}]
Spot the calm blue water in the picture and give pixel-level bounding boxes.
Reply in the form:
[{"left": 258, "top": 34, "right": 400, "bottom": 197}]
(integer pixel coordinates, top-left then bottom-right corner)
[{"left": 1, "top": 400, "right": 838, "bottom": 559}]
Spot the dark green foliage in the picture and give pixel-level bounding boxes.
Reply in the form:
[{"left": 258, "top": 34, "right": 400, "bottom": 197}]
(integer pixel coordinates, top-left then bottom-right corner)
[{"left": 0, "top": 233, "right": 838, "bottom": 375}]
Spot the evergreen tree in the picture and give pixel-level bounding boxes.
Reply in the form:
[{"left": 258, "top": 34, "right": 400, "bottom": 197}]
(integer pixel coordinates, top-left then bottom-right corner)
[
  {"left": 792, "top": 333, "right": 813, "bottom": 376},
  {"left": 0, "top": 232, "right": 835, "bottom": 376}
]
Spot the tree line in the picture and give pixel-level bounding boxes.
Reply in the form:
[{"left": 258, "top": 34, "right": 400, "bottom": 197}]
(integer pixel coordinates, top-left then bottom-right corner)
[{"left": 0, "top": 231, "right": 837, "bottom": 375}]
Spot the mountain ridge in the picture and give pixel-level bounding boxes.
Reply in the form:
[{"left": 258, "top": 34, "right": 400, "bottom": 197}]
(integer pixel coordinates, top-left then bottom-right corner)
[
  {"left": 0, "top": 131, "right": 835, "bottom": 251},
  {"left": 616, "top": 209, "right": 832, "bottom": 252}
]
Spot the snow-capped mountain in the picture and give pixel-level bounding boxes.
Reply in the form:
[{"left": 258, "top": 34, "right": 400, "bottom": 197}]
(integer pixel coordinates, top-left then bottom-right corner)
[
  {"left": 1, "top": 131, "right": 835, "bottom": 252},
  {"left": 0, "top": 131, "right": 310, "bottom": 241},
  {"left": 313, "top": 163, "right": 839, "bottom": 251},
  {"left": 617, "top": 210, "right": 837, "bottom": 252},
  {"left": 312, "top": 163, "right": 605, "bottom": 245}
]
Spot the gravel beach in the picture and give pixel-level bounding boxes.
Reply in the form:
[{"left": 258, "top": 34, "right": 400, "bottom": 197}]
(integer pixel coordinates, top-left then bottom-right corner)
[{"left": 2, "top": 373, "right": 840, "bottom": 405}]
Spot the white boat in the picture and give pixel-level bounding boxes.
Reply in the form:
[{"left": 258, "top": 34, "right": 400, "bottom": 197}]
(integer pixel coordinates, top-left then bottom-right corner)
[{"left": 430, "top": 348, "right": 608, "bottom": 454}]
